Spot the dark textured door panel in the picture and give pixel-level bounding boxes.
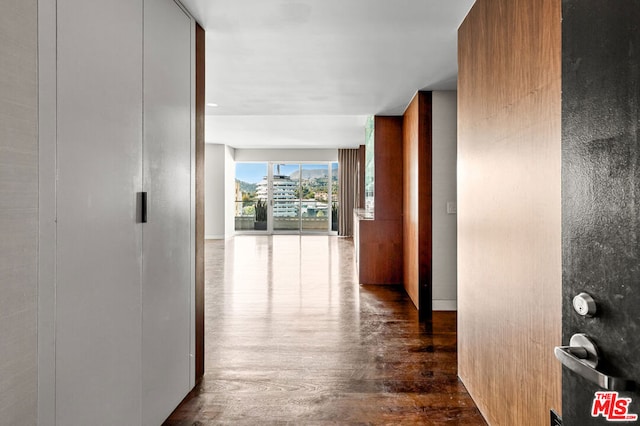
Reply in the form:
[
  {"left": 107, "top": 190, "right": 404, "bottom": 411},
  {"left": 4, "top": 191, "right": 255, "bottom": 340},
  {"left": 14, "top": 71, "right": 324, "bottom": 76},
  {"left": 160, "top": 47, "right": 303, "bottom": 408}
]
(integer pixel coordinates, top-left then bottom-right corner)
[{"left": 562, "top": 1, "right": 640, "bottom": 424}]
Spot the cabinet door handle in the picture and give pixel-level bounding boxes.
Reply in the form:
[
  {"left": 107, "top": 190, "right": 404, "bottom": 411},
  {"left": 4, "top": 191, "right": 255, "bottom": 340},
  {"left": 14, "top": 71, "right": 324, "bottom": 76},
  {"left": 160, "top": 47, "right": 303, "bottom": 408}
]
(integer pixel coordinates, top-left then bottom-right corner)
[
  {"left": 554, "top": 333, "right": 634, "bottom": 391},
  {"left": 141, "top": 192, "right": 147, "bottom": 223}
]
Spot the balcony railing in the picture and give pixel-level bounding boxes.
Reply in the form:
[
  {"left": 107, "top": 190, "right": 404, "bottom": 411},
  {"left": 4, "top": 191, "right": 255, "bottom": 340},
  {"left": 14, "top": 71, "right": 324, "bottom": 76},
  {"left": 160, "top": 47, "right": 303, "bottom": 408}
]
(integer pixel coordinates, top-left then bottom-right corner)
[{"left": 234, "top": 200, "right": 339, "bottom": 232}]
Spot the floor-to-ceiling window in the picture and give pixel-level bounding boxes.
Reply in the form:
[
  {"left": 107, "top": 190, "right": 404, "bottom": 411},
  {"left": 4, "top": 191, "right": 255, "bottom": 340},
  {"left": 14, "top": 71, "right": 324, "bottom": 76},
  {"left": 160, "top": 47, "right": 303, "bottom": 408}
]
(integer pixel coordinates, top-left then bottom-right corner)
[
  {"left": 235, "top": 162, "right": 338, "bottom": 234},
  {"left": 234, "top": 162, "right": 268, "bottom": 231}
]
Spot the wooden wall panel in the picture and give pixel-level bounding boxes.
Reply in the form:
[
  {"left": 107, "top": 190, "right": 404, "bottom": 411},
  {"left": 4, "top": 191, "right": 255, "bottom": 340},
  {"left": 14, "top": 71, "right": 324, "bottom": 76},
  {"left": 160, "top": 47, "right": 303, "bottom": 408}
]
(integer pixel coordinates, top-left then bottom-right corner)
[
  {"left": 416, "top": 93, "right": 432, "bottom": 316},
  {"left": 457, "top": 1, "right": 562, "bottom": 425},
  {"left": 403, "top": 98, "right": 420, "bottom": 306},
  {"left": 374, "top": 117, "right": 404, "bottom": 220},
  {"left": 358, "top": 220, "right": 404, "bottom": 285},
  {"left": 402, "top": 92, "right": 432, "bottom": 313},
  {"left": 354, "top": 117, "right": 403, "bottom": 285},
  {"left": 195, "top": 23, "right": 205, "bottom": 381}
]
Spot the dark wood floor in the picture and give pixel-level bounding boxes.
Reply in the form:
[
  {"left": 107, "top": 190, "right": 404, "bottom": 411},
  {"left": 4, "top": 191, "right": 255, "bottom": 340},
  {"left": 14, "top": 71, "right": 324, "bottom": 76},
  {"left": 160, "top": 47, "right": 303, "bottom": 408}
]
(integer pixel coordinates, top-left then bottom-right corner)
[{"left": 165, "top": 236, "right": 486, "bottom": 425}]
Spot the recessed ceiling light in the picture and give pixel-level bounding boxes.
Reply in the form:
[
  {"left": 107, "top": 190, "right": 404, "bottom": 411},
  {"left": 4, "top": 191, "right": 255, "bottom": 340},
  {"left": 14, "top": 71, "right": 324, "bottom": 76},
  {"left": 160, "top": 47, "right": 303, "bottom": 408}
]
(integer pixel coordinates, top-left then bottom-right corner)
[{"left": 207, "top": 103, "right": 218, "bottom": 107}]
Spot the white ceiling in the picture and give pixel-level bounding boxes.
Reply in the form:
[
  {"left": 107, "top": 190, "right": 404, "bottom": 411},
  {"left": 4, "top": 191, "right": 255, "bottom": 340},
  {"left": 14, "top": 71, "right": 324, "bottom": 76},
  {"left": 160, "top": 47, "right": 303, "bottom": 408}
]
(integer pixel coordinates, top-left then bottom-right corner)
[{"left": 180, "top": 0, "right": 475, "bottom": 149}]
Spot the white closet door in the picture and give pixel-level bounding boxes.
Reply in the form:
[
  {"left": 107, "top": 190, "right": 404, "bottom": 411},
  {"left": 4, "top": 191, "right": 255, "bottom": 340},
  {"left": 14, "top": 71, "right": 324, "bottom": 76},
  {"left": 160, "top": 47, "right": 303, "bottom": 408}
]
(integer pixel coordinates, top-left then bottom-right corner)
[
  {"left": 56, "top": 0, "right": 143, "bottom": 424},
  {"left": 142, "top": 1, "right": 193, "bottom": 424}
]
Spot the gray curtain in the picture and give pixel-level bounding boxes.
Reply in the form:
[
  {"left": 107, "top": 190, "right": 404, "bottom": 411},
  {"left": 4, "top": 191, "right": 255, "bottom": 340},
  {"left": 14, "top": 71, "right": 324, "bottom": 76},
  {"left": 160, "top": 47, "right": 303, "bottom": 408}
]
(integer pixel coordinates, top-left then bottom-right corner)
[{"left": 338, "top": 149, "right": 360, "bottom": 236}]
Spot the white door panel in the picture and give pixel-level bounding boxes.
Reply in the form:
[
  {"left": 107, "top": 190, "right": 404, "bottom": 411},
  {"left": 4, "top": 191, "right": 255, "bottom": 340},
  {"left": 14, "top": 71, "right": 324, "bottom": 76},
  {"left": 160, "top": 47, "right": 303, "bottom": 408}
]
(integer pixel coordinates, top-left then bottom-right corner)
[
  {"left": 56, "top": 0, "right": 143, "bottom": 424},
  {"left": 142, "top": 1, "right": 193, "bottom": 424}
]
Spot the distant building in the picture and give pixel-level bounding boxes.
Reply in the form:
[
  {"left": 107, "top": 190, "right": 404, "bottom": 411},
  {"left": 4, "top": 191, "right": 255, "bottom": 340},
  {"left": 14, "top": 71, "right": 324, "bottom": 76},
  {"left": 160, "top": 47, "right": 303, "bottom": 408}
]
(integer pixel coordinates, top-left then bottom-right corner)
[{"left": 257, "top": 175, "right": 298, "bottom": 217}]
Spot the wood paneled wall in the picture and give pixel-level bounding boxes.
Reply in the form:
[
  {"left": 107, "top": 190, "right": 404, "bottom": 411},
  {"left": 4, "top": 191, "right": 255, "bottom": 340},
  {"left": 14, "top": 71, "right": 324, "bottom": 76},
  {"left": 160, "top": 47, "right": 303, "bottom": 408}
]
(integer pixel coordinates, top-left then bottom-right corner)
[
  {"left": 195, "top": 23, "right": 205, "bottom": 381},
  {"left": 374, "top": 117, "right": 404, "bottom": 220},
  {"left": 358, "top": 220, "right": 404, "bottom": 284},
  {"left": 357, "top": 117, "right": 404, "bottom": 285},
  {"left": 402, "top": 92, "right": 432, "bottom": 313},
  {"left": 457, "top": 0, "right": 562, "bottom": 425}
]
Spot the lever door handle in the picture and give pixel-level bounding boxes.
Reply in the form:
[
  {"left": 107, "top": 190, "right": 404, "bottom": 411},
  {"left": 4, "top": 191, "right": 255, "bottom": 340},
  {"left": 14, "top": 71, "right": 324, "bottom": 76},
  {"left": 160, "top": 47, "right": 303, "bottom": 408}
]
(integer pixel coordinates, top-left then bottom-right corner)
[{"left": 554, "top": 333, "right": 634, "bottom": 391}]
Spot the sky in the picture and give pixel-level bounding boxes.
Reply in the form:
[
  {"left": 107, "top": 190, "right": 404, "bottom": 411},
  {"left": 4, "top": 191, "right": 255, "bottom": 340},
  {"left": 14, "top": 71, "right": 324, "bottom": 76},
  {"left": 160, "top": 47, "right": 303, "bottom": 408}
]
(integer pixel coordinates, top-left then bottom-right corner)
[
  {"left": 236, "top": 163, "right": 268, "bottom": 183},
  {"left": 236, "top": 163, "right": 337, "bottom": 183}
]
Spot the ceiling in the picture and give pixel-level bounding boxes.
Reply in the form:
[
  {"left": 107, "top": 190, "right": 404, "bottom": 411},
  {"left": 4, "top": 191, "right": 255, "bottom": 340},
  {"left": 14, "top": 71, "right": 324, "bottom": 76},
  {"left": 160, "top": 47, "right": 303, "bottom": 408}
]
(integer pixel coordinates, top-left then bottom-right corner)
[{"left": 180, "top": 0, "right": 476, "bottom": 149}]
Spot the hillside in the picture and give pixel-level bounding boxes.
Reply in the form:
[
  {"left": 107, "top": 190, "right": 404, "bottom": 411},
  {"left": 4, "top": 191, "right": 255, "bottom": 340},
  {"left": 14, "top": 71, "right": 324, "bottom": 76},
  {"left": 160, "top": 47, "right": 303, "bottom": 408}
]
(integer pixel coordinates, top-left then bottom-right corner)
[
  {"left": 236, "top": 179, "right": 257, "bottom": 194},
  {"left": 290, "top": 168, "right": 331, "bottom": 180}
]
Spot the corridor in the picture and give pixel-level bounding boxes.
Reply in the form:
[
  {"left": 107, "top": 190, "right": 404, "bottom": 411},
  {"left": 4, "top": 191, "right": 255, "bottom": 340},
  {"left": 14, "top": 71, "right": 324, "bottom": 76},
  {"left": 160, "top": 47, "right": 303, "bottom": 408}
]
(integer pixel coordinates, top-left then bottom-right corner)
[{"left": 166, "top": 236, "right": 485, "bottom": 425}]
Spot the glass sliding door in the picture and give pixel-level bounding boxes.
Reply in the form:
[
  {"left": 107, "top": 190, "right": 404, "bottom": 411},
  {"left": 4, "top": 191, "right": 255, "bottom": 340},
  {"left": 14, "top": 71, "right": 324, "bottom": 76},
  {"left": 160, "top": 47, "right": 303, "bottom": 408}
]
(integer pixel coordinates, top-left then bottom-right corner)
[
  {"left": 234, "top": 161, "right": 338, "bottom": 234},
  {"left": 272, "top": 163, "right": 301, "bottom": 232},
  {"left": 235, "top": 162, "right": 268, "bottom": 232},
  {"left": 300, "top": 164, "right": 330, "bottom": 232},
  {"left": 330, "top": 162, "right": 338, "bottom": 232}
]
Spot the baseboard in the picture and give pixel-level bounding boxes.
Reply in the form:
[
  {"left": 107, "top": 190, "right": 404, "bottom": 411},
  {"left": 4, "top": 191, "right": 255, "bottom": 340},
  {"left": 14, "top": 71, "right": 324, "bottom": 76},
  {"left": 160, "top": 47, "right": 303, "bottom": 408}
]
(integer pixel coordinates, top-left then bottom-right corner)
[
  {"left": 432, "top": 300, "right": 457, "bottom": 311},
  {"left": 205, "top": 234, "right": 225, "bottom": 240}
]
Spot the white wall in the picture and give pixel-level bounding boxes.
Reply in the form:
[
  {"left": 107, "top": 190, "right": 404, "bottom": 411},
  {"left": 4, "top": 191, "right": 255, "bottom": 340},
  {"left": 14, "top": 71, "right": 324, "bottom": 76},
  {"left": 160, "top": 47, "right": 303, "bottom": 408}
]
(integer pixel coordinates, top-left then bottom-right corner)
[
  {"left": 224, "top": 146, "right": 236, "bottom": 238},
  {"left": 205, "top": 144, "right": 227, "bottom": 238},
  {"left": 432, "top": 91, "right": 458, "bottom": 310},
  {"left": 234, "top": 148, "right": 338, "bottom": 162},
  {"left": 1, "top": 1, "right": 38, "bottom": 423}
]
